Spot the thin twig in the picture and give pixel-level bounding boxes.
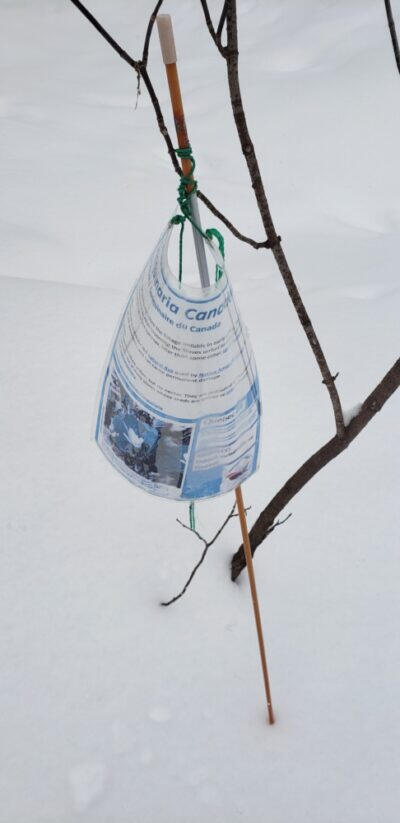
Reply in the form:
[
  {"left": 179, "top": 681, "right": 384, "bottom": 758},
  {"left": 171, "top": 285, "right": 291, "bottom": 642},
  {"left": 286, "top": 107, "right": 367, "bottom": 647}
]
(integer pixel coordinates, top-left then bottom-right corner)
[
  {"left": 142, "top": 0, "right": 165, "bottom": 67},
  {"left": 265, "top": 512, "right": 292, "bottom": 535},
  {"left": 197, "top": 190, "right": 269, "bottom": 249},
  {"left": 175, "top": 518, "right": 205, "bottom": 544},
  {"left": 161, "top": 504, "right": 237, "bottom": 606},
  {"left": 134, "top": 71, "right": 141, "bottom": 110},
  {"left": 216, "top": 1, "right": 229, "bottom": 42},
  {"left": 384, "top": 0, "right": 400, "bottom": 74},
  {"left": 69, "top": 0, "right": 140, "bottom": 70},
  {"left": 199, "top": 0, "right": 226, "bottom": 55}
]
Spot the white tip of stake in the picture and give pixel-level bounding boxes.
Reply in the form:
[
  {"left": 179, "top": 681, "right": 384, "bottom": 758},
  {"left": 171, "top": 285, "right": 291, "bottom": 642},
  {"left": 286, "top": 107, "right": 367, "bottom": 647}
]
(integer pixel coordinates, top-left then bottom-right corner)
[{"left": 157, "top": 14, "right": 177, "bottom": 65}]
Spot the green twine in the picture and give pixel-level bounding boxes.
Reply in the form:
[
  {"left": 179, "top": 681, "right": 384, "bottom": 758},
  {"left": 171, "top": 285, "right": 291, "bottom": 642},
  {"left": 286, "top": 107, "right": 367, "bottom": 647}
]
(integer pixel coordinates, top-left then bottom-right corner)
[
  {"left": 175, "top": 147, "right": 199, "bottom": 224},
  {"left": 170, "top": 147, "right": 226, "bottom": 531},
  {"left": 170, "top": 145, "right": 225, "bottom": 286},
  {"left": 170, "top": 146, "right": 198, "bottom": 283},
  {"left": 170, "top": 214, "right": 185, "bottom": 282},
  {"left": 189, "top": 501, "right": 196, "bottom": 531},
  {"left": 205, "top": 228, "right": 224, "bottom": 281}
]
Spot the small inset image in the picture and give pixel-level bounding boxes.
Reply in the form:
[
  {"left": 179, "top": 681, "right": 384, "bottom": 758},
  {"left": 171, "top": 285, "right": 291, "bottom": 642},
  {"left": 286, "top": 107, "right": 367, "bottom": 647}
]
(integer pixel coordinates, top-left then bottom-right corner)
[{"left": 101, "top": 369, "right": 192, "bottom": 489}]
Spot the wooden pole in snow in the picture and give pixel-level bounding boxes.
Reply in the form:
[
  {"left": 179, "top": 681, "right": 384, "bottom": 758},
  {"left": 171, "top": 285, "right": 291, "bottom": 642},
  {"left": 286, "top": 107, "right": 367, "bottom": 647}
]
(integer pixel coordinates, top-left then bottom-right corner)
[
  {"left": 235, "top": 486, "right": 275, "bottom": 724},
  {"left": 156, "top": 14, "right": 210, "bottom": 288},
  {"left": 157, "top": 14, "right": 274, "bottom": 725}
]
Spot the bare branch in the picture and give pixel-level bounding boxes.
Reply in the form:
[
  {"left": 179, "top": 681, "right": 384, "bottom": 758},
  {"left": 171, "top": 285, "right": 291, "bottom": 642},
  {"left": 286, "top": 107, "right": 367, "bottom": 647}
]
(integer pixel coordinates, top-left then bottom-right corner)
[
  {"left": 231, "top": 506, "right": 251, "bottom": 518},
  {"left": 199, "top": 0, "right": 226, "bottom": 55},
  {"left": 139, "top": 66, "right": 181, "bottom": 174},
  {"left": 216, "top": 1, "right": 229, "bottom": 42},
  {"left": 197, "top": 190, "right": 269, "bottom": 249},
  {"left": 161, "top": 543, "right": 210, "bottom": 607},
  {"left": 207, "top": 502, "right": 237, "bottom": 548},
  {"left": 231, "top": 358, "right": 400, "bottom": 580},
  {"left": 384, "top": 0, "right": 400, "bottom": 74},
  {"left": 142, "top": 0, "right": 165, "bottom": 67},
  {"left": 161, "top": 504, "right": 237, "bottom": 606},
  {"left": 265, "top": 512, "right": 292, "bottom": 534},
  {"left": 207, "top": 0, "right": 346, "bottom": 437},
  {"left": 175, "top": 517, "right": 206, "bottom": 545},
  {"left": 69, "top": 0, "right": 140, "bottom": 70}
]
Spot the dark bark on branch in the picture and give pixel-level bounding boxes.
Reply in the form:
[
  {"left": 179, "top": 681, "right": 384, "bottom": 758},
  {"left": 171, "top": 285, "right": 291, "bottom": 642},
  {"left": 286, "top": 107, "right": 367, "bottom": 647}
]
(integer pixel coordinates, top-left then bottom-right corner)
[
  {"left": 223, "top": 0, "right": 345, "bottom": 437},
  {"left": 68, "top": 0, "right": 267, "bottom": 249},
  {"left": 199, "top": 0, "right": 226, "bottom": 55},
  {"left": 217, "top": 1, "right": 229, "bottom": 41},
  {"left": 384, "top": 0, "right": 400, "bottom": 74},
  {"left": 69, "top": 0, "right": 140, "bottom": 70},
  {"left": 161, "top": 504, "right": 238, "bottom": 605},
  {"left": 139, "top": 66, "right": 181, "bottom": 174},
  {"left": 142, "top": 0, "right": 165, "bottom": 67},
  {"left": 231, "top": 358, "right": 400, "bottom": 580},
  {"left": 197, "top": 190, "right": 268, "bottom": 248}
]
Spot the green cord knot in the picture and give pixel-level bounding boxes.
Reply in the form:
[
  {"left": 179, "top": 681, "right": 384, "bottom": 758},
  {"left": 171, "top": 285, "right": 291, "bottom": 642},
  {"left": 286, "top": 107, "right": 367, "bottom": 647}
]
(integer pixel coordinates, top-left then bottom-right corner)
[
  {"left": 170, "top": 146, "right": 225, "bottom": 287},
  {"left": 175, "top": 146, "right": 198, "bottom": 222}
]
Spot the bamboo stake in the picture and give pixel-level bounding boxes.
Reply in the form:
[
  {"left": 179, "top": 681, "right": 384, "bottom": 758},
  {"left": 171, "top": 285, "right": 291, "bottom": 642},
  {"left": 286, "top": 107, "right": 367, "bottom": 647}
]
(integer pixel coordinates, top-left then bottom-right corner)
[
  {"left": 235, "top": 486, "right": 275, "bottom": 724},
  {"left": 157, "top": 13, "right": 274, "bottom": 725},
  {"left": 157, "top": 14, "right": 210, "bottom": 287}
]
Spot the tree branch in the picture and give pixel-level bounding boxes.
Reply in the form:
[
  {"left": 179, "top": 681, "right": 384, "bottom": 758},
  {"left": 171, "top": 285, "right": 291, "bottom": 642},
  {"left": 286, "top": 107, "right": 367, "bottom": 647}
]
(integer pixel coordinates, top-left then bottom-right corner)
[
  {"left": 199, "top": 0, "right": 226, "bottom": 55},
  {"left": 220, "top": 0, "right": 345, "bottom": 437},
  {"left": 161, "top": 504, "right": 238, "bottom": 606},
  {"left": 231, "top": 358, "right": 400, "bottom": 580},
  {"left": 197, "top": 189, "right": 268, "bottom": 248},
  {"left": 142, "top": 0, "right": 165, "bottom": 67},
  {"left": 69, "top": 0, "right": 140, "bottom": 70},
  {"left": 217, "top": 1, "right": 229, "bottom": 42},
  {"left": 139, "top": 65, "right": 181, "bottom": 174},
  {"left": 384, "top": 0, "right": 400, "bottom": 74}
]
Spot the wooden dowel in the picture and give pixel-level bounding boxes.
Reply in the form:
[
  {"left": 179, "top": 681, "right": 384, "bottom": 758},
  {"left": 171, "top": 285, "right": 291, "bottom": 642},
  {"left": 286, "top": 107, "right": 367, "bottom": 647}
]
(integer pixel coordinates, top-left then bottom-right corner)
[
  {"left": 156, "top": 14, "right": 210, "bottom": 288},
  {"left": 235, "top": 486, "right": 275, "bottom": 724}
]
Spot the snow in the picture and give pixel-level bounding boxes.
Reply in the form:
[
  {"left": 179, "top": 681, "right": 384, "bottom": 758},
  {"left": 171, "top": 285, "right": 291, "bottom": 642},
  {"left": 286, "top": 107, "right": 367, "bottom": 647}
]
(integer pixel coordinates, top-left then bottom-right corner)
[
  {"left": 1, "top": 1, "right": 400, "bottom": 821},
  {"left": 343, "top": 402, "right": 363, "bottom": 426}
]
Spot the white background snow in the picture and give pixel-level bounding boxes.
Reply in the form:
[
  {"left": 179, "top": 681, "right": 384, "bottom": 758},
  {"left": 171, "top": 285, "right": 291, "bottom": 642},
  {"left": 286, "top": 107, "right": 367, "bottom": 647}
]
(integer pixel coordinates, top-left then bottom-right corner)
[{"left": 1, "top": 1, "right": 400, "bottom": 821}]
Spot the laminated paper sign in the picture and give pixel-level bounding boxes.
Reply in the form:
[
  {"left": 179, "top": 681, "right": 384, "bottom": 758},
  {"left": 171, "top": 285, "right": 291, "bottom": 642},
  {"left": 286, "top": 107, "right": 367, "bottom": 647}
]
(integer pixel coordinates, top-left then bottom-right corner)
[{"left": 95, "top": 225, "right": 261, "bottom": 500}]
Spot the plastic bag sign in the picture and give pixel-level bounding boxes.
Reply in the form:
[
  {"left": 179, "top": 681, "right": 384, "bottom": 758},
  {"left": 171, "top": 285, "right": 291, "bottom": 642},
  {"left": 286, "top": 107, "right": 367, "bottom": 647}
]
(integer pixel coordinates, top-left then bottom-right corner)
[{"left": 95, "top": 225, "right": 261, "bottom": 499}]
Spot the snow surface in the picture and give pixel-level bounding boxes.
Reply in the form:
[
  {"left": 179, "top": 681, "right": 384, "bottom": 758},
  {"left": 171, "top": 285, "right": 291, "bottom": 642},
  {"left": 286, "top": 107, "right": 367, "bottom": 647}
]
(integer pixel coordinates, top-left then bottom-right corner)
[{"left": 1, "top": 1, "right": 400, "bottom": 821}]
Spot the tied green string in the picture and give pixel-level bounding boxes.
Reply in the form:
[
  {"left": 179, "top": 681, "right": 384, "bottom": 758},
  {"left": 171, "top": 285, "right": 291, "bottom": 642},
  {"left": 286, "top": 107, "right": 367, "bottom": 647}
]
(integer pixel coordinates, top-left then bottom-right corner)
[
  {"left": 170, "top": 147, "right": 226, "bottom": 532},
  {"left": 170, "top": 214, "right": 185, "bottom": 282},
  {"left": 205, "top": 228, "right": 224, "bottom": 281},
  {"left": 175, "top": 147, "right": 199, "bottom": 224},
  {"left": 189, "top": 501, "right": 196, "bottom": 531},
  {"left": 170, "top": 146, "right": 199, "bottom": 283},
  {"left": 170, "top": 145, "right": 225, "bottom": 286}
]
